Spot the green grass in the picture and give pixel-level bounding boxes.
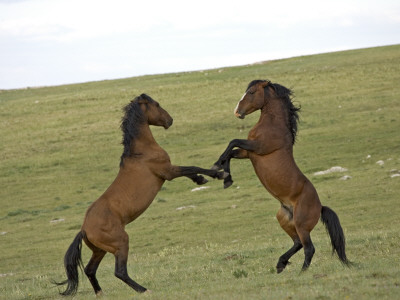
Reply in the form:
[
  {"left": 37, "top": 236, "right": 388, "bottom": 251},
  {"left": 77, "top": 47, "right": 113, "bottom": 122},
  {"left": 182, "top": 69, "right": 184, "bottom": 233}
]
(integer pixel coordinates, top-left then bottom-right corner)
[{"left": 1, "top": 45, "right": 400, "bottom": 299}]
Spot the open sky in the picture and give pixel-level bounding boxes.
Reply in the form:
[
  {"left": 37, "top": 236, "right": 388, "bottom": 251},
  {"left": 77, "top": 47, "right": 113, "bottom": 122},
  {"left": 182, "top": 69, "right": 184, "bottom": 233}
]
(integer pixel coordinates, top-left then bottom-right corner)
[{"left": 0, "top": 0, "right": 399, "bottom": 89}]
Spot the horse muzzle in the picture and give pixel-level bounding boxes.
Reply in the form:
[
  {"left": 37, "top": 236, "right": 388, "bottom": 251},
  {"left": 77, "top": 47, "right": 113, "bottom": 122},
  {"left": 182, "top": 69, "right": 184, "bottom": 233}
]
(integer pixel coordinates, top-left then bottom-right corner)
[
  {"left": 234, "top": 110, "right": 245, "bottom": 119},
  {"left": 164, "top": 118, "right": 173, "bottom": 129}
]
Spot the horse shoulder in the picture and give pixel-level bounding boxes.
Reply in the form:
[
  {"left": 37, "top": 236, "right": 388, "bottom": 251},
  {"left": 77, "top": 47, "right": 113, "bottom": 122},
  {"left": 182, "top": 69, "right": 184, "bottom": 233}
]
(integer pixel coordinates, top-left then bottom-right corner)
[
  {"left": 132, "top": 144, "right": 177, "bottom": 180},
  {"left": 247, "top": 131, "right": 289, "bottom": 156}
]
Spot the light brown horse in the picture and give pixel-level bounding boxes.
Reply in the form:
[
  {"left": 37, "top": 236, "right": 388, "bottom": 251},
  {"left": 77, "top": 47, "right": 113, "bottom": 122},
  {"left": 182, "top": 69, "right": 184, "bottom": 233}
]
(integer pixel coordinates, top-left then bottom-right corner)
[
  {"left": 54, "top": 94, "right": 227, "bottom": 296},
  {"left": 212, "top": 80, "right": 350, "bottom": 273}
]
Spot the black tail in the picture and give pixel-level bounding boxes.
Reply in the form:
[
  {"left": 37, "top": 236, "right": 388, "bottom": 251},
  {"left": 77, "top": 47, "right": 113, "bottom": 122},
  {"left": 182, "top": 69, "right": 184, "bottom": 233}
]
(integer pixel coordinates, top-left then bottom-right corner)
[
  {"left": 320, "top": 206, "right": 351, "bottom": 266},
  {"left": 53, "top": 231, "right": 85, "bottom": 296}
]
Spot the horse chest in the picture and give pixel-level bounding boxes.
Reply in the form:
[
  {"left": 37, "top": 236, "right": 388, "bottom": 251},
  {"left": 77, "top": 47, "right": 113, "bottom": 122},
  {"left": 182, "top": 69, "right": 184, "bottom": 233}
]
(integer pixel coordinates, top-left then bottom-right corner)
[{"left": 144, "top": 147, "right": 170, "bottom": 164}]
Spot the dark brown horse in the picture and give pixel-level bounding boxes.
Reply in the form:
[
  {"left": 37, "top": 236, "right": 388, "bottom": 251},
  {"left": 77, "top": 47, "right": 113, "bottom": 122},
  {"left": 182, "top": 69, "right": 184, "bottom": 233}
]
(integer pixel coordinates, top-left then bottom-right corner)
[
  {"left": 213, "top": 80, "right": 350, "bottom": 273},
  {"left": 54, "top": 94, "right": 227, "bottom": 296}
]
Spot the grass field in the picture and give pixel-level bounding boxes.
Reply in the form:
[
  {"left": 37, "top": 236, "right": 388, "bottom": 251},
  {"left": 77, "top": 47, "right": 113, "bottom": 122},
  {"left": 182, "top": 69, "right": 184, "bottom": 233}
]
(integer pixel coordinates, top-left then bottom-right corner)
[{"left": 1, "top": 45, "right": 400, "bottom": 299}]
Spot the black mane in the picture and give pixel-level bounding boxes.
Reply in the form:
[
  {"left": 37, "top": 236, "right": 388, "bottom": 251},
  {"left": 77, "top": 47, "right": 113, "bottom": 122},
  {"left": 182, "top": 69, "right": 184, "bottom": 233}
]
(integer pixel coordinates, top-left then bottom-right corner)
[
  {"left": 247, "top": 80, "right": 301, "bottom": 144},
  {"left": 246, "top": 79, "right": 268, "bottom": 91},
  {"left": 120, "top": 94, "right": 153, "bottom": 166}
]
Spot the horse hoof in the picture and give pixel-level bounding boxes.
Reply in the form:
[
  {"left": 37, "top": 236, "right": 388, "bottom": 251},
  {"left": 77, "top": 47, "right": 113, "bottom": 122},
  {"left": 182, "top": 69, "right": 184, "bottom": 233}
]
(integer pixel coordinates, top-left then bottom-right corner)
[
  {"left": 276, "top": 260, "right": 290, "bottom": 273},
  {"left": 301, "top": 266, "right": 310, "bottom": 272},
  {"left": 199, "top": 177, "right": 208, "bottom": 185},
  {"left": 96, "top": 290, "right": 104, "bottom": 297},
  {"left": 224, "top": 180, "right": 233, "bottom": 189}
]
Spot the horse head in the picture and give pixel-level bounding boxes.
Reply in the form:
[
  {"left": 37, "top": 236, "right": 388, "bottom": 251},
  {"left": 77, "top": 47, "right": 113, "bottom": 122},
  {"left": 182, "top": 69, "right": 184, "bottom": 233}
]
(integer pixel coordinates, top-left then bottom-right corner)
[
  {"left": 234, "top": 80, "right": 270, "bottom": 119},
  {"left": 136, "top": 94, "right": 173, "bottom": 129}
]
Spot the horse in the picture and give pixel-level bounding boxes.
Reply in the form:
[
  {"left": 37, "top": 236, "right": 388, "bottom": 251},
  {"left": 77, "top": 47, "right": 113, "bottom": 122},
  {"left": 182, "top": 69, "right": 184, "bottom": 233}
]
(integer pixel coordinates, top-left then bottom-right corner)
[
  {"left": 212, "top": 80, "right": 350, "bottom": 273},
  {"left": 54, "top": 94, "right": 227, "bottom": 296}
]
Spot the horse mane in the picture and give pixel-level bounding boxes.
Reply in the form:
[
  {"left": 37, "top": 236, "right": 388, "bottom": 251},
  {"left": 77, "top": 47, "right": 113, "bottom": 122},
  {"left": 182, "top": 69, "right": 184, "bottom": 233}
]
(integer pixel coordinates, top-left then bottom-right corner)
[
  {"left": 246, "top": 79, "right": 269, "bottom": 91},
  {"left": 269, "top": 82, "right": 300, "bottom": 144},
  {"left": 120, "top": 94, "right": 152, "bottom": 166},
  {"left": 247, "top": 80, "right": 301, "bottom": 144}
]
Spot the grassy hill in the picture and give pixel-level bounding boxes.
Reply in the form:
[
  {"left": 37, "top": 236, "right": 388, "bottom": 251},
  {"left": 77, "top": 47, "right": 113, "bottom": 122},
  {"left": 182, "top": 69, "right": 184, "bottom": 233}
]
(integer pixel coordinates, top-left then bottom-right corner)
[{"left": 0, "top": 45, "right": 399, "bottom": 299}]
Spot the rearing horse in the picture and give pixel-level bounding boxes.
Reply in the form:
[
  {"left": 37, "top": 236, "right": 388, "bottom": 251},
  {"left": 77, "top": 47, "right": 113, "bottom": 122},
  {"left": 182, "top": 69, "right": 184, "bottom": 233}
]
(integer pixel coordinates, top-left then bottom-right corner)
[
  {"left": 213, "top": 80, "right": 350, "bottom": 272},
  {"left": 54, "top": 94, "right": 227, "bottom": 296}
]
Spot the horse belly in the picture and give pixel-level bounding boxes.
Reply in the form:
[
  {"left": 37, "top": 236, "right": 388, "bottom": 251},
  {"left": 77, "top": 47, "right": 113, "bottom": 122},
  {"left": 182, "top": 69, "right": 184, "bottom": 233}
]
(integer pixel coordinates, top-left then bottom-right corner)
[
  {"left": 112, "top": 169, "right": 164, "bottom": 223},
  {"left": 126, "top": 180, "right": 163, "bottom": 219},
  {"left": 249, "top": 152, "right": 303, "bottom": 205}
]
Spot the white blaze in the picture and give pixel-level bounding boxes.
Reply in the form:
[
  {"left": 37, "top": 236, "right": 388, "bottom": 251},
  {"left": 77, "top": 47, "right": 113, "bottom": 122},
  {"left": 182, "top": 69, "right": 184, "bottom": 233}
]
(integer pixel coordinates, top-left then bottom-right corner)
[{"left": 234, "top": 92, "right": 247, "bottom": 116}]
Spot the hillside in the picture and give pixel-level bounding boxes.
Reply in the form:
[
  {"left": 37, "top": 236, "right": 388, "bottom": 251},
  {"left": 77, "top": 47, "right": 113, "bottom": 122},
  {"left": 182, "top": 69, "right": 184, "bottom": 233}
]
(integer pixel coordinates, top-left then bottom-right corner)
[{"left": 0, "top": 45, "right": 399, "bottom": 299}]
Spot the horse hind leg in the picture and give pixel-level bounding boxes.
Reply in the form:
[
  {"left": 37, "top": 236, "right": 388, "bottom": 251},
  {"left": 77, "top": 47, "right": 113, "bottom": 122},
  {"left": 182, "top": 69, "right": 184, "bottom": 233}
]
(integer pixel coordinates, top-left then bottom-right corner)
[
  {"left": 277, "top": 239, "right": 303, "bottom": 273},
  {"left": 276, "top": 206, "right": 302, "bottom": 272},
  {"left": 294, "top": 202, "right": 320, "bottom": 271},
  {"left": 276, "top": 205, "right": 303, "bottom": 273},
  {"left": 113, "top": 232, "right": 147, "bottom": 293},
  {"left": 297, "top": 230, "right": 315, "bottom": 271},
  {"left": 84, "top": 247, "right": 106, "bottom": 296},
  {"left": 115, "top": 250, "right": 147, "bottom": 293},
  {"left": 277, "top": 216, "right": 315, "bottom": 272}
]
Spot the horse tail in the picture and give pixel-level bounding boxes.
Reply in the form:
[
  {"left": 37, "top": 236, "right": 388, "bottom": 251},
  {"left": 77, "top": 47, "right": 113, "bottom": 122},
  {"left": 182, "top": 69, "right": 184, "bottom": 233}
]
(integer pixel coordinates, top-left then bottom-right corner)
[
  {"left": 53, "top": 231, "right": 85, "bottom": 296},
  {"left": 320, "top": 206, "right": 351, "bottom": 266}
]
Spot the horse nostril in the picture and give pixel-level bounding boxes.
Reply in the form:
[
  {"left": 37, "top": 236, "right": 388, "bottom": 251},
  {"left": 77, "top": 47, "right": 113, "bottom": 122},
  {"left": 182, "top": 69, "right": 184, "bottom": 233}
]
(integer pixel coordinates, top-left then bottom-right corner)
[
  {"left": 164, "top": 118, "right": 173, "bottom": 129},
  {"left": 234, "top": 110, "right": 244, "bottom": 119}
]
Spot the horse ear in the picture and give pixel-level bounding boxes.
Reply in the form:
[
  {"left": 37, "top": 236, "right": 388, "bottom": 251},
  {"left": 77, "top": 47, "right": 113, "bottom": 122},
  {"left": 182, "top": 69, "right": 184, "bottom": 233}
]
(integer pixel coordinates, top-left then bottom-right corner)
[
  {"left": 136, "top": 94, "right": 149, "bottom": 104},
  {"left": 261, "top": 81, "right": 270, "bottom": 88}
]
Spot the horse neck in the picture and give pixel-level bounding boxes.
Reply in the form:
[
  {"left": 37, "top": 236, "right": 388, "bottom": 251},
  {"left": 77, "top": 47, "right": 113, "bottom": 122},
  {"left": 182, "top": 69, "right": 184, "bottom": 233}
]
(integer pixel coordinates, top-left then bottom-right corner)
[
  {"left": 130, "top": 123, "right": 158, "bottom": 152},
  {"left": 259, "top": 96, "right": 288, "bottom": 125}
]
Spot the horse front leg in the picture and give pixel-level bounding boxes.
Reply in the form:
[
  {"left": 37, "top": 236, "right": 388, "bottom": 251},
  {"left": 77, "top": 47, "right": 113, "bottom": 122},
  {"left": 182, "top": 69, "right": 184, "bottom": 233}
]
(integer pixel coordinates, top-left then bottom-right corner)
[
  {"left": 212, "top": 139, "right": 259, "bottom": 169},
  {"left": 185, "top": 174, "right": 209, "bottom": 185},
  {"left": 216, "top": 148, "right": 249, "bottom": 189},
  {"left": 212, "top": 139, "right": 257, "bottom": 188},
  {"left": 178, "top": 166, "right": 228, "bottom": 180},
  {"left": 162, "top": 165, "right": 228, "bottom": 182}
]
